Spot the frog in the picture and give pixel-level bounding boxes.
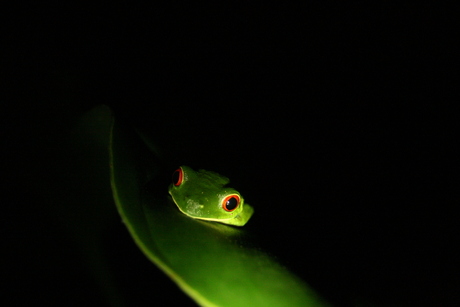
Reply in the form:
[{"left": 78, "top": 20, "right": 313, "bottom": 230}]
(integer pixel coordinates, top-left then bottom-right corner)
[{"left": 168, "top": 166, "right": 254, "bottom": 226}]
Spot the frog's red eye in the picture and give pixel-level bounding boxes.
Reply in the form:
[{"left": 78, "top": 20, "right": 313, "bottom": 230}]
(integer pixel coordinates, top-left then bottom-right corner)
[
  {"left": 222, "top": 194, "right": 240, "bottom": 212},
  {"left": 172, "top": 168, "right": 184, "bottom": 186}
]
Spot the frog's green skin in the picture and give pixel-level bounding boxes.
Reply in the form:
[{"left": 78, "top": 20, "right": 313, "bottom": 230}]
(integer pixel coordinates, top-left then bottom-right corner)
[{"left": 168, "top": 166, "right": 254, "bottom": 226}]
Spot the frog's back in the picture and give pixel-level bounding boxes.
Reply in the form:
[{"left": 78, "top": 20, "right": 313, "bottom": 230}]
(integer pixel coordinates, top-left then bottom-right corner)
[{"left": 197, "top": 169, "right": 230, "bottom": 187}]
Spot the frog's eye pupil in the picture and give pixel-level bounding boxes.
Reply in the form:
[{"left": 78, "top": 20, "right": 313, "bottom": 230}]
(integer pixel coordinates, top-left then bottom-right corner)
[
  {"left": 173, "top": 168, "right": 183, "bottom": 186},
  {"left": 222, "top": 195, "right": 240, "bottom": 212},
  {"left": 226, "top": 197, "right": 237, "bottom": 210}
]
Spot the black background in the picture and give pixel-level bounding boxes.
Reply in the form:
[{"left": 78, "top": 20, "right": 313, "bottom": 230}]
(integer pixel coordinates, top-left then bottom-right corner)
[{"left": 4, "top": 3, "right": 459, "bottom": 306}]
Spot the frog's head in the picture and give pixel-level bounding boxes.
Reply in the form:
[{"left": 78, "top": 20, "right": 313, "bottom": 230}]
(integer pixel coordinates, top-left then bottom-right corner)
[{"left": 168, "top": 166, "right": 254, "bottom": 226}]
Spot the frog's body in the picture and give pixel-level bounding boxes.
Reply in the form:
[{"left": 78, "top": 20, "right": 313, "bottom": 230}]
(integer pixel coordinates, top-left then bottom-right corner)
[{"left": 168, "top": 166, "right": 254, "bottom": 226}]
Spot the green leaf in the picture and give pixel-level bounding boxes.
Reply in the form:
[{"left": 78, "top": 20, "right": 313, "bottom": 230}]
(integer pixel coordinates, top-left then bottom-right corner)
[{"left": 109, "top": 115, "right": 330, "bottom": 307}]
